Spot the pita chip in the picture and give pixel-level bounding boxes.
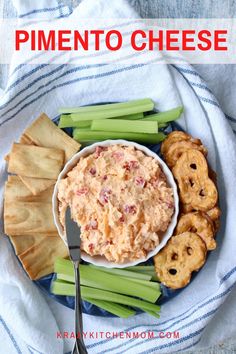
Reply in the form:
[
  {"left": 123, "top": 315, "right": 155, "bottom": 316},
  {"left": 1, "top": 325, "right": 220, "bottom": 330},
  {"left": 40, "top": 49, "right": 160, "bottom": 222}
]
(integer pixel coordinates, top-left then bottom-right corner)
[
  {"left": 9, "top": 234, "right": 47, "bottom": 255},
  {"left": 22, "top": 113, "right": 80, "bottom": 162},
  {"left": 19, "top": 176, "right": 55, "bottom": 195},
  {"left": 4, "top": 201, "right": 58, "bottom": 236},
  {"left": 8, "top": 143, "right": 64, "bottom": 179},
  {"left": 5, "top": 176, "right": 54, "bottom": 202},
  {"left": 18, "top": 236, "right": 68, "bottom": 279}
]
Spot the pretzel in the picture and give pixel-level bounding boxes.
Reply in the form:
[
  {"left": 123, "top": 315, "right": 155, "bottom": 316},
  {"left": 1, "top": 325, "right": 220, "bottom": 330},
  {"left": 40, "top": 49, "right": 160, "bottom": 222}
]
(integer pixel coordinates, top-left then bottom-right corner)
[
  {"left": 175, "top": 212, "right": 216, "bottom": 250},
  {"left": 161, "top": 131, "right": 192, "bottom": 155},
  {"left": 173, "top": 149, "right": 218, "bottom": 211},
  {"left": 206, "top": 206, "right": 221, "bottom": 232},
  {"left": 154, "top": 232, "right": 207, "bottom": 289},
  {"left": 164, "top": 140, "right": 207, "bottom": 169}
]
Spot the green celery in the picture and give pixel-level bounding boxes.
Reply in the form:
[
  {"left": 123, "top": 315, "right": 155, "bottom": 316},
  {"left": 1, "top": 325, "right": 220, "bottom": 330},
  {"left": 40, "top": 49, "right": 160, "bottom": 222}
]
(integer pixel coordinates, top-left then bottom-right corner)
[
  {"left": 59, "top": 112, "right": 144, "bottom": 129},
  {"left": 83, "top": 297, "right": 135, "bottom": 318},
  {"left": 142, "top": 106, "right": 183, "bottom": 123},
  {"left": 56, "top": 273, "right": 74, "bottom": 283},
  {"left": 54, "top": 258, "right": 159, "bottom": 303},
  {"left": 59, "top": 115, "right": 91, "bottom": 128},
  {"left": 57, "top": 272, "right": 159, "bottom": 290},
  {"left": 119, "top": 277, "right": 160, "bottom": 290},
  {"left": 73, "top": 129, "right": 166, "bottom": 144},
  {"left": 142, "top": 309, "right": 160, "bottom": 318},
  {"left": 124, "top": 266, "right": 159, "bottom": 281},
  {"left": 59, "top": 99, "right": 154, "bottom": 117},
  {"left": 51, "top": 281, "right": 161, "bottom": 313},
  {"left": 69, "top": 99, "right": 154, "bottom": 121},
  {"left": 91, "top": 119, "right": 158, "bottom": 134},
  {"left": 119, "top": 112, "right": 144, "bottom": 120},
  {"left": 125, "top": 266, "right": 155, "bottom": 271},
  {"left": 159, "top": 123, "right": 168, "bottom": 129},
  {"left": 89, "top": 265, "right": 152, "bottom": 281}
]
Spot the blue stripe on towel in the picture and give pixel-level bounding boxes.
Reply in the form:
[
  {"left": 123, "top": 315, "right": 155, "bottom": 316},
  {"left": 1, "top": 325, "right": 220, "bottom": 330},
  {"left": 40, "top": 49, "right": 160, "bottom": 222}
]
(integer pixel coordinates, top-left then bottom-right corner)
[
  {"left": 174, "top": 338, "right": 201, "bottom": 353},
  {"left": 19, "top": 5, "right": 67, "bottom": 18},
  {"left": 6, "top": 65, "right": 49, "bottom": 94},
  {"left": 0, "top": 316, "right": 22, "bottom": 354},
  {"left": 225, "top": 114, "right": 236, "bottom": 123},
  {"left": 0, "top": 62, "right": 151, "bottom": 127},
  {"left": 27, "top": 345, "right": 44, "bottom": 354},
  {"left": 102, "top": 283, "right": 235, "bottom": 354},
  {"left": 2, "top": 64, "right": 105, "bottom": 115}
]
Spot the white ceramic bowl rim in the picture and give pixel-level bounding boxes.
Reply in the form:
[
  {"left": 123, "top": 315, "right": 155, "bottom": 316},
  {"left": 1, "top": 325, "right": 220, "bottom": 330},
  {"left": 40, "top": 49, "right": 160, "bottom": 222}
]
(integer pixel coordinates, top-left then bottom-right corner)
[{"left": 52, "top": 139, "right": 179, "bottom": 268}]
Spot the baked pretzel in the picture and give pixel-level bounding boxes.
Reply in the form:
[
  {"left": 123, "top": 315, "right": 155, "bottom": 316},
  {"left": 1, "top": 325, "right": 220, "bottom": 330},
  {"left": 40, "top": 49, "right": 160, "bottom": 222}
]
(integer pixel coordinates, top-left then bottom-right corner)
[
  {"left": 154, "top": 232, "right": 207, "bottom": 289},
  {"left": 172, "top": 149, "right": 218, "bottom": 211},
  {"left": 175, "top": 212, "right": 216, "bottom": 250}
]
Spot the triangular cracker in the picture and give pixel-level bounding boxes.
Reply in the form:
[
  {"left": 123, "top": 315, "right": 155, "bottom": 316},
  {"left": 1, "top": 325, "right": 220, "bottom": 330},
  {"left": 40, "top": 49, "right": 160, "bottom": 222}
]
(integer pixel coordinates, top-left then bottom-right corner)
[
  {"left": 4, "top": 201, "right": 58, "bottom": 236},
  {"left": 8, "top": 143, "right": 64, "bottom": 179},
  {"left": 22, "top": 113, "right": 80, "bottom": 162},
  {"left": 5, "top": 176, "right": 54, "bottom": 202},
  {"left": 19, "top": 176, "right": 55, "bottom": 195},
  {"left": 18, "top": 236, "right": 68, "bottom": 279}
]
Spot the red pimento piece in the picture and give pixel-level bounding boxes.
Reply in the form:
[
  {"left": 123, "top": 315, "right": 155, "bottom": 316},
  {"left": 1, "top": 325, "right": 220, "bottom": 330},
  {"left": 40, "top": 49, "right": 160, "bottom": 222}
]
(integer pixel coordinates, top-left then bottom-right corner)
[
  {"left": 95, "top": 146, "right": 108, "bottom": 158},
  {"left": 102, "top": 175, "right": 108, "bottom": 181},
  {"left": 112, "top": 150, "right": 124, "bottom": 161},
  {"left": 88, "top": 243, "right": 94, "bottom": 252},
  {"left": 105, "top": 240, "right": 113, "bottom": 245},
  {"left": 123, "top": 160, "right": 139, "bottom": 171},
  {"left": 167, "top": 201, "right": 174, "bottom": 209},
  {"left": 119, "top": 215, "right": 125, "bottom": 223},
  {"left": 135, "top": 176, "right": 146, "bottom": 188},
  {"left": 89, "top": 167, "right": 96, "bottom": 176},
  {"left": 124, "top": 204, "right": 137, "bottom": 215},
  {"left": 99, "top": 188, "right": 112, "bottom": 205},
  {"left": 76, "top": 186, "right": 89, "bottom": 196}
]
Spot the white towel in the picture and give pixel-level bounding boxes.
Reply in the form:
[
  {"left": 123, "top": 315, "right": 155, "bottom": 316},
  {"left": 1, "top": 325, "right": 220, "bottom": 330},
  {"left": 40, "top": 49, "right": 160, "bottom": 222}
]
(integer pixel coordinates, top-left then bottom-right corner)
[{"left": 0, "top": 1, "right": 236, "bottom": 354}]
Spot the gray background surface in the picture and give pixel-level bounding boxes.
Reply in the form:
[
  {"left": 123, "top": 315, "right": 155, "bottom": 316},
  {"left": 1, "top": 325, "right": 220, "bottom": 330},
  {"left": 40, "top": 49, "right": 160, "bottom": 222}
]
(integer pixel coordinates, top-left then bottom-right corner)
[{"left": 0, "top": 0, "right": 236, "bottom": 353}]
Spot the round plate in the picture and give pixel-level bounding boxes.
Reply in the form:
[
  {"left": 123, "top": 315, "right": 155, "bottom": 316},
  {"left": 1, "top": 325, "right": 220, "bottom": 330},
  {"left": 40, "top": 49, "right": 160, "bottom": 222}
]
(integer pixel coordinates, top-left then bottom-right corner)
[
  {"left": 33, "top": 119, "right": 183, "bottom": 316},
  {"left": 9, "top": 115, "right": 183, "bottom": 317}
]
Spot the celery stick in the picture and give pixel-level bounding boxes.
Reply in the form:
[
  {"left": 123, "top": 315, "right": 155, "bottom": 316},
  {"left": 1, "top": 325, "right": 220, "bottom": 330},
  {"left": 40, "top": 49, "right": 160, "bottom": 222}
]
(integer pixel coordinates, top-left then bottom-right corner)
[
  {"left": 70, "top": 100, "right": 154, "bottom": 121},
  {"left": 59, "top": 112, "right": 144, "bottom": 129},
  {"left": 142, "top": 106, "right": 183, "bottom": 123},
  {"left": 81, "top": 286, "right": 161, "bottom": 313},
  {"left": 59, "top": 115, "right": 91, "bottom": 128},
  {"left": 119, "top": 112, "right": 144, "bottom": 120},
  {"left": 57, "top": 272, "right": 159, "bottom": 290},
  {"left": 91, "top": 119, "right": 158, "bottom": 134},
  {"left": 73, "top": 129, "right": 166, "bottom": 144},
  {"left": 59, "top": 99, "right": 154, "bottom": 117},
  {"left": 57, "top": 273, "right": 74, "bottom": 283},
  {"left": 124, "top": 266, "right": 159, "bottom": 281},
  {"left": 83, "top": 297, "right": 135, "bottom": 318},
  {"left": 54, "top": 258, "right": 159, "bottom": 302},
  {"left": 51, "top": 282, "right": 161, "bottom": 313},
  {"left": 159, "top": 123, "right": 168, "bottom": 128},
  {"left": 142, "top": 309, "right": 160, "bottom": 318},
  {"left": 119, "top": 277, "right": 160, "bottom": 290},
  {"left": 125, "top": 266, "right": 155, "bottom": 271},
  {"left": 89, "top": 265, "right": 152, "bottom": 281}
]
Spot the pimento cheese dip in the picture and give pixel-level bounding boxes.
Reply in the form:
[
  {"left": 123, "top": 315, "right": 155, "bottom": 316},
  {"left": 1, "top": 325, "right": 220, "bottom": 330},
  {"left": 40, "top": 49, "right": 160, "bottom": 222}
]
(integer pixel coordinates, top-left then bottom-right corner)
[{"left": 58, "top": 144, "right": 174, "bottom": 263}]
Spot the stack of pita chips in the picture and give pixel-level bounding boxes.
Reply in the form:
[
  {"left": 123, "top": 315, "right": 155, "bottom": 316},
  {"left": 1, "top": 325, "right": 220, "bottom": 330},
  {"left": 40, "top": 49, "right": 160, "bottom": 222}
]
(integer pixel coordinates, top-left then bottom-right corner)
[{"left": 4, "top": 113, "right": 81, "bottom": 280}]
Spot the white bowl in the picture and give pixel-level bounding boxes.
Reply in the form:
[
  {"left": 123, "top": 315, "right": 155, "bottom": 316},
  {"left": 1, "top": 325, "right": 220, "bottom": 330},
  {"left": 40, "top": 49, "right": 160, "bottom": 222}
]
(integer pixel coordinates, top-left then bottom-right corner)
[{"left": 52, "top": 140, "right": 179, "bottom": 268}]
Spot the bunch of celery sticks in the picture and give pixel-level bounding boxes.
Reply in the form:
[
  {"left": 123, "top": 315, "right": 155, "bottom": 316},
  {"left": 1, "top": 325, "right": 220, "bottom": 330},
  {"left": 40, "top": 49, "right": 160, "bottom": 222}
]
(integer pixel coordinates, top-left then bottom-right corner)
[
  {"left": 58, "top": 98, "right": 183, "bottom": 144},
  {"left": 52, "top": 258, "right": 161, "bottom": 318}
]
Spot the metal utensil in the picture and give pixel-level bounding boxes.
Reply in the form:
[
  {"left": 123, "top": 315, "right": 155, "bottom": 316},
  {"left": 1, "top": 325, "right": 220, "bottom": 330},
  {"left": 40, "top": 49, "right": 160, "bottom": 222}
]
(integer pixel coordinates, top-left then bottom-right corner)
[{"left": 65, "top": 207, "right": 88, "bottom": 354}]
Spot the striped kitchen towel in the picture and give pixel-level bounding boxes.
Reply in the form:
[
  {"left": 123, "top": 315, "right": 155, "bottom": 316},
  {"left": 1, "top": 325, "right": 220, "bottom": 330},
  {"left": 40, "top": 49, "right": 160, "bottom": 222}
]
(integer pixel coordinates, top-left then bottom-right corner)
[{"left": 0, "top": 0, "right": 236, "bottom": 353}]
